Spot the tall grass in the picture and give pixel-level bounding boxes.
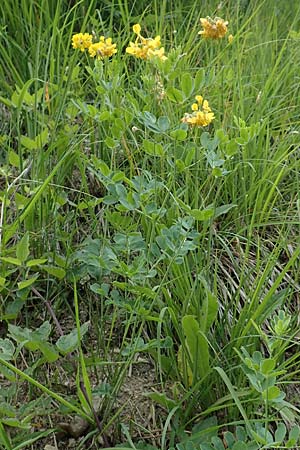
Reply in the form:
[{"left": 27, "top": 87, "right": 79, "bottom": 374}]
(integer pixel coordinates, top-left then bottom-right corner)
[{"left": 0, "top": 0, "right": 299, "bottom": 448}]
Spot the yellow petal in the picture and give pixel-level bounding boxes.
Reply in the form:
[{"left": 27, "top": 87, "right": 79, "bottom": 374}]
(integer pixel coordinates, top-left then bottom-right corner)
[{"left": 133, "top": 24, "right": 141, "bottom": 34}]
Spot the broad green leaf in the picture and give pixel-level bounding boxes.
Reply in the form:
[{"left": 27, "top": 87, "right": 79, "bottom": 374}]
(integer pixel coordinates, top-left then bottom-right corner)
[
  {"left": 166, "top": 87, "right": 184, "bottom": 103},
  {"left": 20, "top": 135, "right": 37, "bottom": 150},
  {"left": 99, "top": 110, "right": 111, "bottom": 121},
  {"left": 17, "top": 275, "right": 39, "bottom": 290},
  {"left": 175, "top": 159, "right": 186, "bottom": 172},
  {"left": 56, "top": 322, "right": 89, "bottom": 355},
  {"left": 16, "top": 232, "right": 30, "bottom": 262},
  {"left": 38, "top": 342, "right": 59, "bottom": 362},
  {"left": 212, "top": 167, "right": 223, "bottom": 177},
  {"left": 201, "top": 132, "right": 219, "bottom": 151},
  {"left": 262, "top": 386, "right": 282, "bottom": 401},
  {"left": 214, "top": 204, "right": 237, "bottom": 218},
  {"left": 274, "top": 423, "right": 286, "bottom": 444},
  {"left": 26, "top": 258, "right": 47, "bottom": 267},
  {"left": 170, "top": 129, "right": 187, "bottom": 141},
  {"left": 0, "top": 257, "right": 22, "bottom": 266},
  {"left": 0, "top": 339, "right": 15, "bottom": 361},
  {"left": 181, "top": 73, "right": 194, "bottom": 98},
  {"left": 211, "top": 436, "right": 225, "bottom": 450},
  {"left": 8, "top": 149, "right": 20, "bottom": 168},
  {"left": 42, "top": 265, "right": 66, "bottom": 279},
  {"left": 194, "top": 69, "right": 205, "bottom": 91},
  {"left": 260, "top": 358, "right": 276, "bottom": 374},
  {"left": 105, "top": 136, "right": 118, "bottom": 148},
  {"left": 226, "top": 139, "right": 239, "bottom": 156},
  {"left": 286, "top": 425, "right": 300, "bottom": 447},
  {"left": 144, "top": 392, "right": 177, "bottom": 411},
  {"left": 143, "top": 139, "right": 164, "bottom": 156},
  {"left": 182, "top": 315, "right": 209, "bottom": 381},
  {"left": 32, "top": 321, "right": 52, "bottom": 342},
  {"left": 157, "top": 116, "right": 170, "bottom": 132},
  {"left": 190, "top": 208, "right": 214, "bottom": 221}
]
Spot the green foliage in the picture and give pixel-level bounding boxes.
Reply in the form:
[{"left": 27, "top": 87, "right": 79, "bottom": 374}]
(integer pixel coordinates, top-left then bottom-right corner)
[{"left": 0, "top": 0, "right": 299, "bottom": 448}]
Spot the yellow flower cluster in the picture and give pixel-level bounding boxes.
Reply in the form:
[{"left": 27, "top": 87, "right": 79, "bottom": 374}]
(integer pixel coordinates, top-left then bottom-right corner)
[
  {"left": 88, "top": 37, "right": 117, "bottom": 59},
  {"left": 198, "top": 17, "right": 228, "bottom": 39},
  {"left": 126, "top": 24, "right": 167, "bottom": 61},
  {"left": 181, "top": 96, "right": 215, "bottom": 127},
  {"left": 72, "top": 33, "right": 93, "bottom": 51},
  {"left": 72, "top": 33, "right": 117, "bottom": 59}
]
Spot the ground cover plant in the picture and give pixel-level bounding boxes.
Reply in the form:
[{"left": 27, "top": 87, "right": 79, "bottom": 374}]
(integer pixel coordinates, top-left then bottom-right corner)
[{"left": 0, "top": 0, "right": 300, "bottom": 448}]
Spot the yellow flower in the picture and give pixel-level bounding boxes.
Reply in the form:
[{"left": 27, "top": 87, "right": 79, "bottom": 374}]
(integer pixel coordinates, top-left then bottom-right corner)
[
  {"left": 133, "top": 23, "right": 141, "bottom": 34},
  {"left": 228, "top": 34, "right": 234, "bottom": 44},
  {"left": 126, "top": 25, "right": 167, "bottom": 61},
  {"left": 72, "top": 33, "right": 93, "bottom": 51},
  {"left": 198, "top": 17, "right": 228, "bottom": 39},
  {"left": 88, "top": 36, "right": 117, "bottom": 59},
  {"left": 181, "top": 95, "right": 215, "bottom": 127}
]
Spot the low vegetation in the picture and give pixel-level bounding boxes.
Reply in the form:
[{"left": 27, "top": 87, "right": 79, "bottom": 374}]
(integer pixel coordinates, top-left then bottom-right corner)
[{"left": 0, "top": 0, "right": 299, "bottom": 449}]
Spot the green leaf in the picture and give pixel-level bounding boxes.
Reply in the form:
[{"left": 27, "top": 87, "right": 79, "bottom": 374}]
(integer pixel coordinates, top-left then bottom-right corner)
[
  {"left": 225, "top": 139, "right": 239, "bottom": 157},
  {"left": 211, "top": 436, "right": 225, "bottom": 450},
  {"left": 232, "top": 442, "right": 248, "bottom": 450},
  {"left": 26, "top": 258, "right": 47, "bottom": 267},
  {"left": 190, "top": 208, "right": 214, "bottom": 221},
  {"left": 166, "top": 87, "right": 184, "bottom": 103},
  {"left": 105, "top": 136, "right": 118, "bottom": 148},
  {"left": 99, "top": 110, "right": 112, "bottom": 121},
  {"left": 201, "top": 132, "right": 219, "bottom": 151},
  {"left": 143, "top": 139, "right": 164, "bottom": 156},
  {"left": 214, "top": 204, "right": 237, "bottom": 218},
  {"left": 0, "top": 257, "right": 22, "bottom": 266},
  {"left": 42, "top": 265, "right": 66, "bottom": 279},
  {"left": 181, "top": 73, "right": 194, "bottom": 98},
  {"left": 175, "top": 159, "right": 186, "bottom": 172},
  {"left": 260, "top": 358, "right": 276, "bottom": 374},
  {"left": 251, "top": 431, "right": 267, "bottom": 445},
  {"left": 145, "top": 392, "right": 178, "bottom": 411},
  {"left": 35, "top": 128, "right": 49, "bottom": 148},
  {"left": 274, "top": 423, "right": 286, "bottom": 444},
  {"left": 286, "top": 425, "right": 300, "bottom": 447},
  {"left": 17, "top": 275, "right": 39, "bottom": 290},
  {"left": 157, "top": 116, "right": 170, "bottom": 132},
  {"left": 32, "top": 321, "right": 52, "bottom": 342},
  {"left": 262, "top": 386, "right": 282, "bottom": 401},
  {"left": 170, "top": 129, "right": 187, "bottom": 141},
  {"left": 16, "top": 232, "right": 30, "bottom": 263},
  {"left": 212, "top": 167, "right": 223, "bottom": 177},
  {"left": 8, "top": 150, "right": 20, "bottom": 168},
  {"left": 194, "top": 69, "right": 205, "bottom": 91},
  {"left": 0, "top": 339, "right": 15, "bottom": 361},
  {"left": 182, "top": 315, "right": 209, "bottom": 380},
  {"left": 38, "top": 342, "right": 59, "bottom": 362},
  {"left": 20, "top": 135, "right": 37, "bottom": 150},
  {"left": 56, "top": 322, "right": 89, "bottom": 355}
]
